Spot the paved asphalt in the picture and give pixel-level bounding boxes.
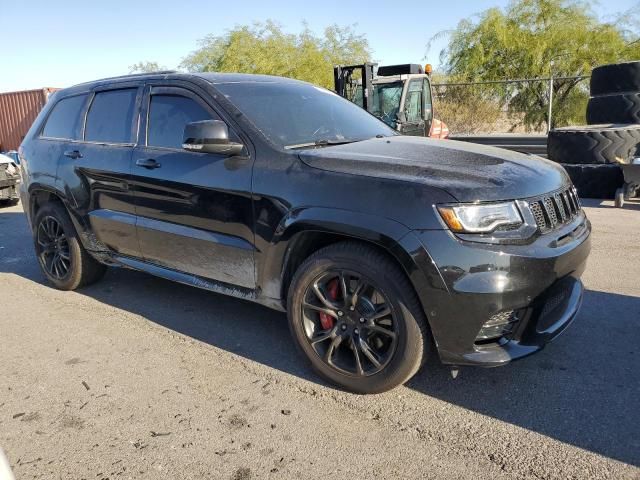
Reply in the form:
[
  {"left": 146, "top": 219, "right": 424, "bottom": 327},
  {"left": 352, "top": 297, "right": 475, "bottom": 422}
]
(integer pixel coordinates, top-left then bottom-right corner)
[{"left": 0, "top": 199, "right": 638, "bottom": 479}]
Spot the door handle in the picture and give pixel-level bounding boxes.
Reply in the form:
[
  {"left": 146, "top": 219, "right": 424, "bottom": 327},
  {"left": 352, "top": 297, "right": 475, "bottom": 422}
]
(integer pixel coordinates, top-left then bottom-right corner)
[
  {"left": 136, "top": 158, "right": 161, "bottom": 169},
  {"left": 63, "top": 150, "right": 83, "bottom": 159}
]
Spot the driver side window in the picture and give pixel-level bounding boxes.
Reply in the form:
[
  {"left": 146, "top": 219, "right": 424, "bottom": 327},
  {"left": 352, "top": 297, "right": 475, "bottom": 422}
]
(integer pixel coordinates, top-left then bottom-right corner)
[
  {"left": 404, "top": 80, "right": 424, "bottom": 124},
  {"left": 147, "top": 94, "right": 215, "bottom": 149}
]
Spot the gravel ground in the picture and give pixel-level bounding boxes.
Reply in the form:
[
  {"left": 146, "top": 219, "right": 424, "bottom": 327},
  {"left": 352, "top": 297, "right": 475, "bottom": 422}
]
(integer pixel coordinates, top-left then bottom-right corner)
[{"left": 0, "top": 199, "right": 638, "bottom": 480}]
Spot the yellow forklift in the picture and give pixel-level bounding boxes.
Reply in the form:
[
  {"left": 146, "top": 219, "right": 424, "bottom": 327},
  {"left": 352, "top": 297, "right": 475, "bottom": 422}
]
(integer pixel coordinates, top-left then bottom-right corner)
[{"left": 334, "top": 63, "right": 449, "bottom": 138}]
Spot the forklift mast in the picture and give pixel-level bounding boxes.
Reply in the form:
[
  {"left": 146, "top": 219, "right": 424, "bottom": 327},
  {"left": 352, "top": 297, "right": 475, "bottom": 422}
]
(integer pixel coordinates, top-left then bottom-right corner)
[{"left": 333, "top": 63, "right": 377, "bottom": 112}]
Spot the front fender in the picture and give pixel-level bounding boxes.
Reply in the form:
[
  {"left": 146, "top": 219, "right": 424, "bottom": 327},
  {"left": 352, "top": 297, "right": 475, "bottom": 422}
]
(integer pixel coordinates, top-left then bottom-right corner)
[{"left": 258, "top": 207, "right": 447, "bottom": 317}]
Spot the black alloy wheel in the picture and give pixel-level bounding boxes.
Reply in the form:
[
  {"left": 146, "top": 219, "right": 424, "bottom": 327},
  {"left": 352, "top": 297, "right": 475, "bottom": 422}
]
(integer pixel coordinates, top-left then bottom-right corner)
[
  {"left": 287, "top": 241, "right": 430, "bottom": 394},
  {"left": 32, "top": 202, "right": 106, "bottom": 290},
  {"left": 301, "top": 269, "right": 398, "bottom": 377},
  {"left": 36, "top": 215, "right": 71, "bottom": 280}
]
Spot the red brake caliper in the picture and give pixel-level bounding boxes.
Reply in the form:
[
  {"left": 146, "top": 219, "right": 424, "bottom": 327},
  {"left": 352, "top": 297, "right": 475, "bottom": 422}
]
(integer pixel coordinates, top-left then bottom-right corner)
[{"left": 319, "top": 278, "right": 339, "bottom": 330}]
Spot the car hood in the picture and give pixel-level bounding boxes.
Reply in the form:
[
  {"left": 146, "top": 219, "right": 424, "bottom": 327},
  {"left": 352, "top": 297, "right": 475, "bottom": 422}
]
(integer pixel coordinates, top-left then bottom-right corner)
[
  {"left": 298, "top": 136, "right": 569, "bottom": 202},
  {"left": 0, "top": 154, "right": 14, "bottom": 165}
]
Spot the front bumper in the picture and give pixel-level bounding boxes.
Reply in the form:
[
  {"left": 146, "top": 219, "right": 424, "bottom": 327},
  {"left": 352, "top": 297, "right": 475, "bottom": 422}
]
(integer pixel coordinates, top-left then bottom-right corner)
[
  {"left": 410, "top": 212, "right": 591, "bottom": 366},
  {"left": 0, "top": 179, "right": 19, "bottom": 201}
]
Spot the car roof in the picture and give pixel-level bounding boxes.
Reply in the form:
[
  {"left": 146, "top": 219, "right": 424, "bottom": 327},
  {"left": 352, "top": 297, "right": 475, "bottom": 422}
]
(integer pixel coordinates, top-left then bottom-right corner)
[{"left": 59, "top": 71, "right": 307, "bottom": 96}]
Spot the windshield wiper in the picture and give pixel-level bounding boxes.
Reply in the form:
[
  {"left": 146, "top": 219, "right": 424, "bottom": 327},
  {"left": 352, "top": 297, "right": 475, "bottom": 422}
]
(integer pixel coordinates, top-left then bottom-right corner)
[{"left": 284, "top": 139, "right": 360, "bottom": 150}]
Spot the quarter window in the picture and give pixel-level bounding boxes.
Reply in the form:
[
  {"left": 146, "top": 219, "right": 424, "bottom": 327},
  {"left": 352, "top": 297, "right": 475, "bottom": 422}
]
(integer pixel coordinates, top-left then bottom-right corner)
[
  {"left": 41, "top": 94, "right": 88, "bottom": 140},
  {"left": 147, "top": 94, "right": 214, "bottom": 149},
  {"left": 85, "top": 89, "right": 138, "bottom": 144}
]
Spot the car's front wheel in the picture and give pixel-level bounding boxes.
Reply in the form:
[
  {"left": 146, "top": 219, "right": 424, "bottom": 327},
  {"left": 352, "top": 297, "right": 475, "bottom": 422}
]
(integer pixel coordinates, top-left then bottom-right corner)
[
  {"left": 287, "top": 242, "right": 431, "bottom": 394},
  {"left": 33, "top": 202, "right": 106, "bottom": 290}
]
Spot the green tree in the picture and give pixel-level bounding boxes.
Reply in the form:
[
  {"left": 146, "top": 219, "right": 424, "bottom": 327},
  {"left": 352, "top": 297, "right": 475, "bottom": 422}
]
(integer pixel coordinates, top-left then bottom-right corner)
[
  {"left": 435, "top": 0, "right": 640, "bottom": 129},
  {"left": 129, "top": 61, "right": 167, "bottom": 73},
  {"left": 180, "top": 21, "right": 371, "bottom": 89}
]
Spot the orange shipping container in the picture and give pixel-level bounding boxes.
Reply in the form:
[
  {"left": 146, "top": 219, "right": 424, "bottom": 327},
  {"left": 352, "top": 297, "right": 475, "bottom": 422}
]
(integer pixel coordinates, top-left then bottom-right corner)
[{"left": 0, "top": 88, "right": 59, "bottom": 151}]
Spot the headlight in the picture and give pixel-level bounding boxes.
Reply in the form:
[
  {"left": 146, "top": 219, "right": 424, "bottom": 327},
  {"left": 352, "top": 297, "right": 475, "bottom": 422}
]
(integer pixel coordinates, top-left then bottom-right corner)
[
  {"left": 5, "top": 163, "right": 17, "bottom": 176},
  {"left": 437, "top": 202, "right": 523, "bottom": 233}
]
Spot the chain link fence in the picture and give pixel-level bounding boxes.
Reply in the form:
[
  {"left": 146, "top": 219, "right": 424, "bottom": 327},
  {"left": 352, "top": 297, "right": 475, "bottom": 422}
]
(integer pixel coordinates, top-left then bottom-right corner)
[{"left": 432, "top": 76, "right": 590, "bottom": 135}]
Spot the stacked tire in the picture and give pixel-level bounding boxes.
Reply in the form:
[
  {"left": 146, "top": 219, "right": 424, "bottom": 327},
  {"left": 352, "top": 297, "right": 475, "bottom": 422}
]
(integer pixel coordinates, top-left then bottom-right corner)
[{"left": 547, "top": 61, "right": 640, "bottom": 199}]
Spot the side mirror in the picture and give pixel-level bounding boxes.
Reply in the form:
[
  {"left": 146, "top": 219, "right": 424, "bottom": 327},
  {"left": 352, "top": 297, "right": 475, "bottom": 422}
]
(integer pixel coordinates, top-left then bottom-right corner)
[{"left": 182, "top": 120, "right": 244, "bottom": 156}]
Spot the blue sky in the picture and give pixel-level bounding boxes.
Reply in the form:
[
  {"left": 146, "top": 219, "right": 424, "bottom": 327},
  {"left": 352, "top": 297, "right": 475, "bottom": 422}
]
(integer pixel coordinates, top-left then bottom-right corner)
[{"left": 2, "top": 0, "right": 638, "bottom": 92}]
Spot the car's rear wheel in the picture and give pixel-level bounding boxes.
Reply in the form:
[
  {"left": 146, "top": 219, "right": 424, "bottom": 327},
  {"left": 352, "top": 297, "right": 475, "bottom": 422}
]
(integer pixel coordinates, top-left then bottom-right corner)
[
  {"left": 287, "top": 241, "right": 430, "bottom": 394},
  {"left": 33, "top": 202, "right": 106, "bottom": 290}
]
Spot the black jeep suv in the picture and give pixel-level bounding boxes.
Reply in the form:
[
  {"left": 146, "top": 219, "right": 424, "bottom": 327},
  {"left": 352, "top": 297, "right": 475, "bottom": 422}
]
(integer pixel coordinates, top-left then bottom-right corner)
[{"left": 19, "top": 72, "right": 591, "bottom": 393}]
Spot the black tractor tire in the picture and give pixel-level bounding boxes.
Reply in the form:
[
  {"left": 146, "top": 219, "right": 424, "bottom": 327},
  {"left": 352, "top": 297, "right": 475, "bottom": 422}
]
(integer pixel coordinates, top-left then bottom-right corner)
[
  {"left": 590, "top": 61, "right": 640, "bottom": 96},
  {"left": 560, "top": 163, "right": 624, "bottom": 199},
  {"left": 547, "top": 124, "right": 640, "bottom": 165},
  {"left": 33, "top": 202, "right": 107, "bottom": 290},
  {"left": 287, "top": 241, "right": 431, "bottom": 394},
  {"left": 586, "top": 93, "right": 640, "bottom": 125}
]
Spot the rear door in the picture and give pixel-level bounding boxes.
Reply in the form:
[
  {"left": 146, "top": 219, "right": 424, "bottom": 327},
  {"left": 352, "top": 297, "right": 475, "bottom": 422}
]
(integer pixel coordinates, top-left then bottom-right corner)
[
  {"left": 55, "top": 84, "right": 142, "bottom": 257},
  {"left": 130, "top": 84, "right": 256, "bottom": 289},
  {"left": 400, "top": 78, "right": 428, "bottom": 136},
  {"left": 37, "top": 92, "right": 89, "bottom": 198}
]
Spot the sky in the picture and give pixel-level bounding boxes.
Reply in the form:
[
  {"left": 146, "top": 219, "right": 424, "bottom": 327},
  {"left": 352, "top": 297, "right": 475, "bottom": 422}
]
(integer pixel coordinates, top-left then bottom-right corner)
[{"left": 1, "top": 0, "right": 638, "bottom": 93}]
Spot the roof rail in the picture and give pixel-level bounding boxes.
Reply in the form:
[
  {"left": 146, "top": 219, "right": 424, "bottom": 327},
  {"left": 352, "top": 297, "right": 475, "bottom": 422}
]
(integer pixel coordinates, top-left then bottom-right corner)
[
  {"left": 121, "top": 70, "right": 178, "bottom": 77},
  {"left": 71, "top": 70, "right": 181, "bottom": 88}
]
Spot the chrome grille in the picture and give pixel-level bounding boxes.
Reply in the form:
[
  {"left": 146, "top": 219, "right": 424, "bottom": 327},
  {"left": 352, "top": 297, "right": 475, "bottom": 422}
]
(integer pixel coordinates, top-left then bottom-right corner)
[
  {"left": 530, "top": 202, "right": 545, "bottom": 228},
  {"left": 528, "top": 187, "right": 581, "bottom": 232},
  {"left": 554, "top": 193, "right": 567, "bottom": 222},
  {"left": 543, "top": 197, "right": 558, "bottom": 227}
]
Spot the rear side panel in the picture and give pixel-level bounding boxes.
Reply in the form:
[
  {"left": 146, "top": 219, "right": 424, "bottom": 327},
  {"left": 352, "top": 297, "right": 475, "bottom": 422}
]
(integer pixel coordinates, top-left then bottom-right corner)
[{"left": 19, "top": 91, "right": 69, "bottom": 223}]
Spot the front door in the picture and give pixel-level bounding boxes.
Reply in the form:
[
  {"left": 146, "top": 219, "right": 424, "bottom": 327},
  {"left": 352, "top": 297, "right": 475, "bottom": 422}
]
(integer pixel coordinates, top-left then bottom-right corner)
[
  {"left": 131, "top": 85, "right": 256, "bottom": 289},
  {"left": 400, "top": 79, "right": 428, "bottom": 136}
]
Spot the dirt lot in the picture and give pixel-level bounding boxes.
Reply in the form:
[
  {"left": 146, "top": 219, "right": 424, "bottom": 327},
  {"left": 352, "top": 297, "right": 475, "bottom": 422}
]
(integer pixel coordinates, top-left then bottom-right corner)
[{"left": 0, "top": 199, "right": 638, "bottom": 480}]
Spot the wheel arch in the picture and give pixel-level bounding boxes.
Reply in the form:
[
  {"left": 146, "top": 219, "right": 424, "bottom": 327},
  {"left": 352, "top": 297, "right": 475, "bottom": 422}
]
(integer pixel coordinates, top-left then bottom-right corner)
[
  {"left": 260, "top": 207, "right": 437, "bottom": 316},
  {"left": 27, "top": 185, "right": 68, "bottom": 226},
  {"left": 27, "top": 186, "right": 102, "bottom": 253}
]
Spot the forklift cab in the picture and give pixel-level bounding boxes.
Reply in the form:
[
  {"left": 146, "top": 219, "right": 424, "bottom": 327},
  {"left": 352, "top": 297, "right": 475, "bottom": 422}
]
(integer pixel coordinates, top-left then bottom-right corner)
[
  {"left": 373, "top": 74, "right": 433, "bottom": 136},
  {"left": 335, "top": 63, "right": 434, "bottom": 137}
]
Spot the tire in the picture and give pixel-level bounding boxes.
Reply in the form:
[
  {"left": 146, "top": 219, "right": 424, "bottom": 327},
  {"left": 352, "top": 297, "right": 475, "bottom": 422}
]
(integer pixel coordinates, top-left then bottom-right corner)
[
  {"left": 33, "top": 202, "right": 106, "bottom": 290},
  {"left": 590, "top": 61, "right": 640, "bottom": 96},
  {"left": 287, "top": 241, "right": 430, "bottom": 394},
  {"left": 560, "top": 163, "right": 623, "bottom": 199},
  {"left": 586, "top": 93, "right": 640, "bottom": 125},
  {"left": 547, "top": 124, "right": 640, "bottom": 165}
]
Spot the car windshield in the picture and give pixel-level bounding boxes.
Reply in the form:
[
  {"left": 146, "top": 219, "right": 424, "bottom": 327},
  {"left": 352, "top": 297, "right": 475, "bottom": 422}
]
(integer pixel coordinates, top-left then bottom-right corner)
[
  {"left": 214, "top": 81, "right": 396, "bottom": 149},
  {"left": 370, "top": 82, "right": 403, "bottom": 128}
]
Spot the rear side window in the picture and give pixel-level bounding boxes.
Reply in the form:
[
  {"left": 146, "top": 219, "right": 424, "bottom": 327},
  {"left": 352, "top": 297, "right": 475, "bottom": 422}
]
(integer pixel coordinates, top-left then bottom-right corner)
[
  {"left": 85, "top": 89, "right": 138, "bottom": 144},
  {"left": 147, "top": 94, "right": 213, "bottom": 149},
  {"left": 41, "top": 94, "right": 87, "bottom": 140}
]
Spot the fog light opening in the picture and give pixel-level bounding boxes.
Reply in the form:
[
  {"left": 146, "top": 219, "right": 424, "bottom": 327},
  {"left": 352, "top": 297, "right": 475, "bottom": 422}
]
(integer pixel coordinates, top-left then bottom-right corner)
[{"left": 475, "top": 310, "right": 521, "bottom": 344}]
